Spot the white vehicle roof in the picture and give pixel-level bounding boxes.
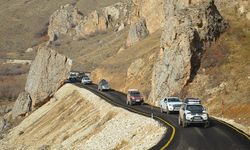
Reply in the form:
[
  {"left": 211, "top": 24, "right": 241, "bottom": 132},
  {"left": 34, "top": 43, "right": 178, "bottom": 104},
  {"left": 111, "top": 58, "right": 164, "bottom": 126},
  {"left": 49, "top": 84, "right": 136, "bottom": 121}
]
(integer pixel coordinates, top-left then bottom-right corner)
[
  {"left": 128, "top": 89, "right": 139, "bottom": 92},
  {"left": 164, "top": 97, "right": 180, "bottom": 99},
  {"left": 185, "top": 98, "right": 201, "bottom": 104}
]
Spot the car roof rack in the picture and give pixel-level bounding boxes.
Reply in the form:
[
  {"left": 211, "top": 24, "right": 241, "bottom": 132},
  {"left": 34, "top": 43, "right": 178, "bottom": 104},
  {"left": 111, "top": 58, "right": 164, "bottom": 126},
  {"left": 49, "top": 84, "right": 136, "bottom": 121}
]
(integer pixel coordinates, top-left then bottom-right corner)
[{"left": 184, "top": 98, "right": 201, "bottom": 104}]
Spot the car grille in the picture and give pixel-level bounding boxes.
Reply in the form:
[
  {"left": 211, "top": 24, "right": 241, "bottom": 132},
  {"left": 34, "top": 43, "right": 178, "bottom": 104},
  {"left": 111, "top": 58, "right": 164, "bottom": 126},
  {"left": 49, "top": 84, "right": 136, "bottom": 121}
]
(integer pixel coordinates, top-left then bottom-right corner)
[{"left": 174, "top": 104, "right": 181, "bottom": 107}]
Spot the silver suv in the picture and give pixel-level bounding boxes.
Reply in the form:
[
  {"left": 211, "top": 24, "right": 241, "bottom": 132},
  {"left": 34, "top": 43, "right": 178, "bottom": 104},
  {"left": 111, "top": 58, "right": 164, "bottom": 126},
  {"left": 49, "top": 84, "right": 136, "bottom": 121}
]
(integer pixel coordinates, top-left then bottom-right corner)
[{"left": 179, "top": 99, "right": 209, "bottom": 128}]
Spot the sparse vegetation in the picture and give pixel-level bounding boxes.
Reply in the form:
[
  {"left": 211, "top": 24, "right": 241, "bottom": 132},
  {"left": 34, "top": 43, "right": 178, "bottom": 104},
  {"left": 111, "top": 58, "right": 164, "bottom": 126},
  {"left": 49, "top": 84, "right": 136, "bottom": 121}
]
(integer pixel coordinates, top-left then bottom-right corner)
[
  {"left": 0, "top": 63, "right": 29, "bottom": 101},
  {"left": 187, "top": 8, "right": 250, "bottom": 127}
]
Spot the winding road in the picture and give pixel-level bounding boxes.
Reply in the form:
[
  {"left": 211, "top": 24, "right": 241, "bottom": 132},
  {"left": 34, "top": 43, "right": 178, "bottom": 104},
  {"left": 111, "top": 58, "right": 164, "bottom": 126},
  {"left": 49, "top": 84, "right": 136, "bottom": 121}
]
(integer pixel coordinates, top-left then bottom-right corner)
[{"left": 74, "top": 83, "right": 250, "bottom": 150}]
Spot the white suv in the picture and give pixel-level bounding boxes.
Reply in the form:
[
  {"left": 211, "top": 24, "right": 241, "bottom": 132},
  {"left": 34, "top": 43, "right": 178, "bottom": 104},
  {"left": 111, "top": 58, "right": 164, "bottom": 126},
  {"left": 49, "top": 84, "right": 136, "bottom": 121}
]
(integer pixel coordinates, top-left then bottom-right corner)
[
  {"left": 159, "top": 97, "right": 183, "bottom": 114},
  {"left": 179, "top": 99, "right": 209, "bottom": 128}
]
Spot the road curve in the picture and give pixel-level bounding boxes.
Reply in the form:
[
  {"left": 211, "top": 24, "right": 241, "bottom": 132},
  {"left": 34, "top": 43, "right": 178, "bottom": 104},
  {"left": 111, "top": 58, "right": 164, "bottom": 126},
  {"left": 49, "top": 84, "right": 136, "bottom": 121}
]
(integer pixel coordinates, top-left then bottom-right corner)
[{"left": 74, "top": 83, "right": 250, "bottom": 150}]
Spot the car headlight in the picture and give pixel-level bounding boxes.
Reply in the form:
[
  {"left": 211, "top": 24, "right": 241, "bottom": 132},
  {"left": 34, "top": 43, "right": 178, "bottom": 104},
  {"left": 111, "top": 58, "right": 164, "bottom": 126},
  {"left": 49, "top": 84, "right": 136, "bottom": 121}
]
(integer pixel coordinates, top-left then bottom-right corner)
[
  {"left": 186, "top": 114, "right": 192, "bottom": 120},
  {"left": 202, "top": 113, "right": 208, "bottom": 120}
]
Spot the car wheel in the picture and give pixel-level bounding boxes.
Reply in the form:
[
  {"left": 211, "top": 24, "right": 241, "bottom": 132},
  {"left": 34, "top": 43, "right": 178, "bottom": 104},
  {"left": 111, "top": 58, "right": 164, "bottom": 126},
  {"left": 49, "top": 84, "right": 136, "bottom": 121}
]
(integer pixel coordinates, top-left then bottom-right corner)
[
  {"left": 204, "top": 121, "right": 209, "bottom": 128},
  {"left": 178, "top": 116, "right": 182, "bottom": 126}
]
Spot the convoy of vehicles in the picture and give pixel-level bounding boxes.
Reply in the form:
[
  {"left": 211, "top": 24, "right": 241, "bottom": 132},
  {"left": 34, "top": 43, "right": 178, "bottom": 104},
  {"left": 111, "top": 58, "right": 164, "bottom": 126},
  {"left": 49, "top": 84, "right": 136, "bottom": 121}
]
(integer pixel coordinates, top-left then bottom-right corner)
[
  {"left": 68, "top": 71, "right": 209, "bottom": 128},
  {"left": 126, "top": 89, "right": 144, "bottom": 105},
  {"left": 159, "top": 97, "right": 183, "bottom": 114}
]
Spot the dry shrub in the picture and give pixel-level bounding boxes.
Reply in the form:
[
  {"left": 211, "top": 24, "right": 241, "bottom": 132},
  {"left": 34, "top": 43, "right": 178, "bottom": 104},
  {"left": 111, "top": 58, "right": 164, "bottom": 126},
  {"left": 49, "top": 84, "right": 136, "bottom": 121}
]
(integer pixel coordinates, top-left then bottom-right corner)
[
  {"left": 0, "top": 63, "right": 30, "bottom": 76},
  {"left": 0, "top": 75, "right": 27, "bottom": 100},
  {"left": 202, "top": 42, "right": 229, "bottom": 69}
]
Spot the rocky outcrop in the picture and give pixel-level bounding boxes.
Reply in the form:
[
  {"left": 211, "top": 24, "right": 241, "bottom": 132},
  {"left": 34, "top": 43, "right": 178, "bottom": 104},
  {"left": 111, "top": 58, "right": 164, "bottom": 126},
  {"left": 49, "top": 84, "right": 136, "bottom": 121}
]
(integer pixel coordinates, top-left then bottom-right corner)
[
  {"left": 11, "top": 45, "right": 72, "bottom": 119},
  {"left": 150, "top": 0, "right": 228, "bottom": 103},
  {"left": 126, "top": 17, "right": 149, "bottom": 46},
  {"left": 48, "top": 4, "right": 83, "bottom": 41},
  {"left": 25, "top": 46, "right": 72, "bottom": 107},
  {"left": 48, "top": 3, "right": 129, "bottom": 41},
  {"left": 12, "top": 92, "right": 32, "bottom": 119}
]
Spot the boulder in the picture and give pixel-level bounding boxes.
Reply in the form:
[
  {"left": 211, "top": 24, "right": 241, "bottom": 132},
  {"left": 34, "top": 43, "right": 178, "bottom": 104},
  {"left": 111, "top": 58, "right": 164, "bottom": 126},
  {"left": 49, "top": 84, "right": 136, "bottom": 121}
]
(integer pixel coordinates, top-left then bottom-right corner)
[
  {"left": 150, "top": 0, "right": 228, "bottom": 102},
  {"left": 12, "top": 91, "right": 32, "bottom": 119},
  {"left": 126, "top": 17, "right": 149, "bottom": 47},
  {"left": 25, "top": 46, "right": 72, "bottom": 107}
]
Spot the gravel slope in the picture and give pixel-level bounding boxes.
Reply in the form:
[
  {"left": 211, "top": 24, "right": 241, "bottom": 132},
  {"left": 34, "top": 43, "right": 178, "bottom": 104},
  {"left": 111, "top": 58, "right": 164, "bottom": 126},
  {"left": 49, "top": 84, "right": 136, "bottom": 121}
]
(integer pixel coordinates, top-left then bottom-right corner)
[{"left": 0, "top": 84, "right": 165, "bottom": 149}]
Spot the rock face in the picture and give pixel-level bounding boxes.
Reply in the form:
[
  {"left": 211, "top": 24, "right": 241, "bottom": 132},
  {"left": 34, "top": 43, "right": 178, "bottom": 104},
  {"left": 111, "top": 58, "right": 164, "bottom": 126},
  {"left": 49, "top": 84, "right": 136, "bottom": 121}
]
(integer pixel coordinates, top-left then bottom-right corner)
[
  {"left": 11, "top": 45, "right": 72, "bottom": 119},
  {"left": 12, "top": 92, "right": 32, "bottom": 119},
  {"left": 150, "top": 0, "right": 228, "bottom": 103},
  {"left": 126, "top": 17, "right": 149, "bottom": 46},
  {"left": 25, "top": 46, "right": 72, "bottom": 107},
  {"left": 48, "top": 3, "right": 129, "bottom": 41},
  {"left": 127, "top": 58, "right": 145, "bottom": 78},
  {"left": 48, "top": 4, "right": 83, "bottom": 41}
]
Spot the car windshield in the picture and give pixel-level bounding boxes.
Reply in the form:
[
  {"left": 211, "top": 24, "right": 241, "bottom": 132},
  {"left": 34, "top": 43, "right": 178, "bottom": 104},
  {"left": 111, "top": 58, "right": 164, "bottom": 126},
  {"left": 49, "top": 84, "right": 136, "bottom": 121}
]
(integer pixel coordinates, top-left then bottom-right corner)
[
  {"left": 130, "top": 91, "right": 141, "bottom": 96},
  {"left": 186, "top": 105, "right": 204, "bottom": 111},
  {"left": 168, "top": 98, "right": 180, "bottom": 102}
]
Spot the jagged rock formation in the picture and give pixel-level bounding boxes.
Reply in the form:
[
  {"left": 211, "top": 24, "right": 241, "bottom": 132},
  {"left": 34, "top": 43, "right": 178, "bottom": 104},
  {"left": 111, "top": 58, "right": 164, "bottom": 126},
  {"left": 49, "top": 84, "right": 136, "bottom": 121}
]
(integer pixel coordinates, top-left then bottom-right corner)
[
  {"left": 25, "top": 46, "right": 72, "bottom": 107},
  {"left": 126, "top": 17, "right": 149, "bottom": 46},
  {"left": 131, "top": 0, "right": 165, "bottom": 33},
  {"left": 12, "top": 46, "right": 72, "bottom": 119},
  {"left": 150, "top": 0, "right": 229, "bottom": 103},
  {"left": 48, "top": 3, "right": 129, "bottom": 41}
]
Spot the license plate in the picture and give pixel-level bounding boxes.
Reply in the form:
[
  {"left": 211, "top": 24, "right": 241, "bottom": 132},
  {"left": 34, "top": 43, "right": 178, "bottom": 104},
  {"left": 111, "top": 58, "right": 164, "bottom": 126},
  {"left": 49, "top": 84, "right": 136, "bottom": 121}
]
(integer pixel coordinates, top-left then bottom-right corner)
[
  {"left": 136, "top": 99, "right": 140, "bottom": 102},
  {"left": 193, "top": 116, "right": 202, "bottom": 121}
]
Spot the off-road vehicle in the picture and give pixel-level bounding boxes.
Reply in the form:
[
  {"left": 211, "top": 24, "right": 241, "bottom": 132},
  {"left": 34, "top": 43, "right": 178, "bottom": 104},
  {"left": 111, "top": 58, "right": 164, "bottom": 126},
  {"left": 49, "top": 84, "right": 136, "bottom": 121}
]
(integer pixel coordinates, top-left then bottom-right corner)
[
  {"left": 159, "top": 97, "right": 183, "bottom": 114},
  {"left": 179, "top": 99, "right": 209, "bottom": 128},
  {"left": 126, "top": 89, "right": 144, "bottom": 105}
]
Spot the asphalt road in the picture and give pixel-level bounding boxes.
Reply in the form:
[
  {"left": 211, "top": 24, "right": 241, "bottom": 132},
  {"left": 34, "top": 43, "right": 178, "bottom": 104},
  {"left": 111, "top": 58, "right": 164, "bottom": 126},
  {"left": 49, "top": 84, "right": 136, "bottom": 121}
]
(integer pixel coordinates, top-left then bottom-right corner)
[{"left": 74, "top": 83, "right": 250, "bottom": 150}]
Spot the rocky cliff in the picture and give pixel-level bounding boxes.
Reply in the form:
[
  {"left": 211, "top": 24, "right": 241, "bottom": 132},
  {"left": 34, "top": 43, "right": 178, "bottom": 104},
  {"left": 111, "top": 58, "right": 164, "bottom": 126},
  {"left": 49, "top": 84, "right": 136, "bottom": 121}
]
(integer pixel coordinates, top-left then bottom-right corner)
[
  {"left": 12, "top": 46, "right": 72, "bottom": 119},
  {"left": 149, "top": 0, "right": 228, "bottom": 103}
]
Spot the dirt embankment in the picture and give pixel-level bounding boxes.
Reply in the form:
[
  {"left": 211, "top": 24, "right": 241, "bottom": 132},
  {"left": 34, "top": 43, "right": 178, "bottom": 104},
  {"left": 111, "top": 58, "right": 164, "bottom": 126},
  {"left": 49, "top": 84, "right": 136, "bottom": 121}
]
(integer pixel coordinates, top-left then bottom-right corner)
[{"left": 0, "top": 84, "right": 165, "bottom": 149}]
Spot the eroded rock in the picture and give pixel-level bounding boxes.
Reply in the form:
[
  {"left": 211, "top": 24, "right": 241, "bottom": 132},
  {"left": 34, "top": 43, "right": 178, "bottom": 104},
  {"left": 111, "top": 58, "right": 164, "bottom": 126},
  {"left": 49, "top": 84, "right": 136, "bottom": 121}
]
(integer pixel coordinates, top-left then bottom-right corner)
[
  {"left": 126, "top": 17, "right": 149, "bottom": 47},
  {"left": 25, "top": 46, "right": 72, "bottom": 107},
  {"left": 150, "top": 0, "right": 229, "bottom": 102}
]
